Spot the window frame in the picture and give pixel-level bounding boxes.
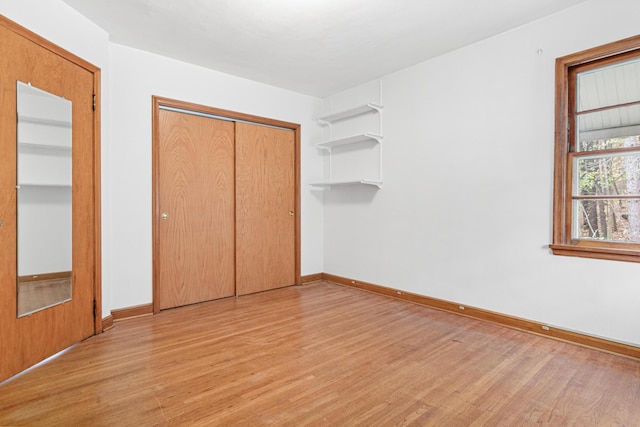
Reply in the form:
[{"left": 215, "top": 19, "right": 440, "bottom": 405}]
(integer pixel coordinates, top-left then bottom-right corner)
[{"left": 551, "top": 34, "right": 640, "bottom": 263}]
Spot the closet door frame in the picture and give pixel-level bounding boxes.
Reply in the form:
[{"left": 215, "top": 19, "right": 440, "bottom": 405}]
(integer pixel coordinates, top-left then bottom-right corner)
[{"left": 151, "top": 96, "right": 301, "bottom": 314}]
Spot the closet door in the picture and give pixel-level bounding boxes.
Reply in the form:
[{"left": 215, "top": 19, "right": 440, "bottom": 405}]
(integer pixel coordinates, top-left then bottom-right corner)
[
  {"left": 235, "top": 122, "right": 296, "bottom": 295},
  {"left": 156, "top": 109, "right": 235, "bottom": 309},
  {"left": 0, "top": 18, "right": 99, "bottom": 382}
]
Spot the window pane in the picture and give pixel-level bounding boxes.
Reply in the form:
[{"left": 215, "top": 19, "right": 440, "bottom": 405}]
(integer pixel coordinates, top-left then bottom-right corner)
[
  {"left": 577, "top": 57, "right": 640, "bottom": 112},
  {"left": 573, "top": 199, "right": 640, "bottom": 242},
  {"left": 577, "top": 105, "right": 640, "bottom": 150},
  {"left": 574, "top": 152, "right": 640, "bottom": 196}
]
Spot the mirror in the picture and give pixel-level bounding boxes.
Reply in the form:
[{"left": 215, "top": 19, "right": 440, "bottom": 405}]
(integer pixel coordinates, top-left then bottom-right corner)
[{"left": 16, "top": 82, "right": 73, "bottom": 317}]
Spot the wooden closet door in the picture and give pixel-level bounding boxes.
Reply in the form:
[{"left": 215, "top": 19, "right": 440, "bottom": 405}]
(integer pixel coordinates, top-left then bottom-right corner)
[
  {"left": 0, "top": 18, "right": 99, "bottom": 382},
  {"left": 235, "top": 122, "right": 296, "bottom": 295},
  {"left": 157, "top": 110, "right": 235, "bottom": 309}
]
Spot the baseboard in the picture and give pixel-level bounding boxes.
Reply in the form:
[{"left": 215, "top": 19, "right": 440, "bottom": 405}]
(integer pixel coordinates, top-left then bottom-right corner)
[
  {"left": 301, "top": 273, "right": 324, "bottom": 284},
  {"left": 321, "top": 273, "right": 640, "bottom": 360},
  {"left": 102, "top": 315, "right": 114, "bottom": 332},
  {"left": 111, "top": 303, "right": 154, "bottom": 321}
]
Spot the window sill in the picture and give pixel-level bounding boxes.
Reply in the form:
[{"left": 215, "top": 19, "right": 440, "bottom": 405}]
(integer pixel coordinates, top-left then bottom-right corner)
[{"left": 549, "top": 244, "right": 640, "bottom": 263}]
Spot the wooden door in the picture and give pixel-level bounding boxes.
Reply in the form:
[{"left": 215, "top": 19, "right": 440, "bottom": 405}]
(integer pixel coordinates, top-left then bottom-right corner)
[
  {"left": 0, "top": 18, "right": 99, "bottom": 382},
  {"left": 235, "top": 122, "right": 296, "bottom": 295},
  {"left": 156, "top": 109, "right": 235, "bottom": 310}
]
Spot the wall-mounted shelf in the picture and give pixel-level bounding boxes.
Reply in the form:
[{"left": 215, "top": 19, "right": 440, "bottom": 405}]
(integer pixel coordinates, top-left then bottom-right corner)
[
  {"left": 317, "top": 103, "right": 383, "bottom": 124},
  {"left": 316, "top": 132, "right": 382, "bottom": 151},
  {"left": 310, "top": 180, "right": 383, "bottom": 189},
  {"left": 314, "top": 100, "right": 384, "bottom": 190}
]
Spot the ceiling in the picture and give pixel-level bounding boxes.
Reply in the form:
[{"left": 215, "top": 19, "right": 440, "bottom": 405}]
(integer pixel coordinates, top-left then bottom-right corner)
[{"left": 61, "top": 0, "right": 589, "bottom": 97}]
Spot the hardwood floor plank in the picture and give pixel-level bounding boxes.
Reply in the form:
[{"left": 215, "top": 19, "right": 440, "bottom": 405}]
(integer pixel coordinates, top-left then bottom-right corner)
[{"left": 0, "top": 282, "right": 638, "bottom": 426}]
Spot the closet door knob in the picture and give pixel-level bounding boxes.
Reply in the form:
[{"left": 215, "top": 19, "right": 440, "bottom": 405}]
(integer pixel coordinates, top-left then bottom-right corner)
[
  {"left": 161, "top": 212, "right": 169, "bottom": 220},
  {"left": 289, "top": 210, "right": 295, "bottom": 216}
]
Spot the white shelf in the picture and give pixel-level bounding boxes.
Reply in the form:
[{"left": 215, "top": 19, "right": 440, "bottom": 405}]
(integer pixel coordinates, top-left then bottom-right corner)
[
  {"left": 310, "top": 180, "right": 382, "bottom": 189},
  {"left": 317, "top": 103, "right": 383, "bottom": 124},
  {"left": 316, "top": 133, "right": 382, "bottom": 150},
  {"left": 315, "top": 100, "right": 384, "bottom": 190}
]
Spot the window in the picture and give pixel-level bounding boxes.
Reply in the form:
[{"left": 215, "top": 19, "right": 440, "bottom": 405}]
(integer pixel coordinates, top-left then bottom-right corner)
[{"left": 551, "top": 35, "right": 640, "bottom": 262}]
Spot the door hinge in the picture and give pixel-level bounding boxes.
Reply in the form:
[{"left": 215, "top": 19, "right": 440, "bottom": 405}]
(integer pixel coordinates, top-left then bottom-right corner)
[{"left": 92, "top": 94, "right": 96, "bottom": 111}]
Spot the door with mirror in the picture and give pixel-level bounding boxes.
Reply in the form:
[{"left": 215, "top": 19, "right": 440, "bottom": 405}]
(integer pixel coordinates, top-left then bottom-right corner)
[{"left": 0, "top": 17, "right": 100, "bottom": 382}]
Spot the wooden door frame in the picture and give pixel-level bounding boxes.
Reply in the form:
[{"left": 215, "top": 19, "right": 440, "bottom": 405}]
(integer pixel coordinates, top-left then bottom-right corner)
[
  {"left": 152, "top": 96, "right": 301, "bottom": 314},
  {"left": 0, "top": 16, "right": 102, "bottom": 334}
]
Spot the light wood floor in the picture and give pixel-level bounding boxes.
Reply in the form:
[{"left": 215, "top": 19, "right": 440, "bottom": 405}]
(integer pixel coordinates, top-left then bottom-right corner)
[{"left": 1, "top": 281, "right": 638, "bottom": 426}]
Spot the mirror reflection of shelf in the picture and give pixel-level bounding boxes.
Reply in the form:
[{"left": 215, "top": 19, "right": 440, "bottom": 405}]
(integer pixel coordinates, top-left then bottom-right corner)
[
  {"left": 18, "top": 143, "right": 72, "bottom": 186},
  {"left": 18, "top": 141, "right": 72, "bottom": 152},
  {"left": 310, "top": 180, "right": 383, "bottom": 189},
  {"left": 17, "top": 183, "right": 72, "bottom": 188},
  {"left": 18, "top": 115, "right": 72, "bottom": 128}
]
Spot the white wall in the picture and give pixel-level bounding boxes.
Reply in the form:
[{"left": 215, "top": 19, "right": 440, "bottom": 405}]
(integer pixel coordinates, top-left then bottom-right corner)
[
  {"left": 108, "top": 44, "right": 323, "bottom": 309},
  {"left": 323, "top": 0, "right": 640, "bottom": 346}
]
